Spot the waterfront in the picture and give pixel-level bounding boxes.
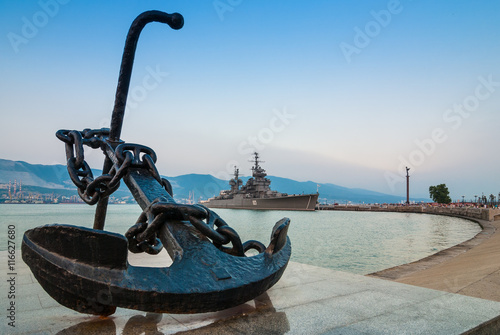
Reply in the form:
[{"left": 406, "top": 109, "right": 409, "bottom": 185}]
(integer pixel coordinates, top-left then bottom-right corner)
[{"left": 0, "top": 204, "right": 481, "bottom": 275}]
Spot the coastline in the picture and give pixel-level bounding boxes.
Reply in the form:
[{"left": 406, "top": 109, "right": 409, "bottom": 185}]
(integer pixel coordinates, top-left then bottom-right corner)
[{"left": 369, "top": 214, "right": 500, "bottom": 302}]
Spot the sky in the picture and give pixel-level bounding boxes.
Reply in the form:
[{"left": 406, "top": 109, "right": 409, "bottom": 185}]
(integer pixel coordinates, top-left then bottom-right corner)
[{"left": 1, "top": 0, "right": 499, "bottom": 201}]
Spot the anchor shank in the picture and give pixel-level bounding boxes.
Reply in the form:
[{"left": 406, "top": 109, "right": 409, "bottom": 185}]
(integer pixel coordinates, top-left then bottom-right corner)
[
  {"left": 99, "top": 11, "right": 183, "bottom": 230},
  {"left": 109, "top": 11, "right": 184, "bottom": 142},
  {"left": 93, "top": 157, "right": 113, "bottom": 230},
  {"left": 124, "top": 168, "right": 174, "bottom": 209},
  {"left": 123, "top": 167, "right": 208, "bottom": 261}
]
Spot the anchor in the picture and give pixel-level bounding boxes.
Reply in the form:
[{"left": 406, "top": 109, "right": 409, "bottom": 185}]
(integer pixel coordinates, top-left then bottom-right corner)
[{"left": 21, "top": 10, "right": 291, "bottom": 316}]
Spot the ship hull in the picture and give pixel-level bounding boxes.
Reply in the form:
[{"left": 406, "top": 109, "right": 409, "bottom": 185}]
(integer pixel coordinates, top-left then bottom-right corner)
[{"left": 204, "top": 193, "right": 318, "bottom": 211}]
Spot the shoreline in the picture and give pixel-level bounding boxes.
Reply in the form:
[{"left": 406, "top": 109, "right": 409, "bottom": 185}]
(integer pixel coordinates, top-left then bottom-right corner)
[{"left": 369, "top": 214, "right": 500, "bottom": 302}]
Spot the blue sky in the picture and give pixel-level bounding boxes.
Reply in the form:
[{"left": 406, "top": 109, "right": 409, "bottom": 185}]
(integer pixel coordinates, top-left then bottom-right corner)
[{"left": 1, "top": 0, "right": 499, "bottom": 201}]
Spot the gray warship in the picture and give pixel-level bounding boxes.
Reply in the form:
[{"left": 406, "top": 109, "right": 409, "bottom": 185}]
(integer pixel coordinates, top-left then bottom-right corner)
[{"left": 203, "top": 152, "right": 318, "bottom": 211}]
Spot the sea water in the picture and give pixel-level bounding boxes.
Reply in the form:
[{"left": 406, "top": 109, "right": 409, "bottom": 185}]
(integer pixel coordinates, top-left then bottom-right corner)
[{"left": 0, "top": 204, "right": 481, "bottom": 275}]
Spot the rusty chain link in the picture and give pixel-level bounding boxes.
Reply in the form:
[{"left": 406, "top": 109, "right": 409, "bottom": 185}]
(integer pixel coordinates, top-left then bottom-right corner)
[
  {"left": 57, "top": 128, "right": 260, "bottom": 256},
  {"left": 56, "top": 128, "right": 172, "bottom": 204},
  {"left": 125, "top": 199, "right": 266, "bottom": 256},
  {"left": 115, "top": 143, "right": 173, "bottom": 196}
]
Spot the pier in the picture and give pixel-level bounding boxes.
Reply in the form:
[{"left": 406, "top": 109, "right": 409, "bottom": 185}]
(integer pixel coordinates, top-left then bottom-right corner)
[{"left": 318, "top": 204, "right": 500, "bottom": 222}]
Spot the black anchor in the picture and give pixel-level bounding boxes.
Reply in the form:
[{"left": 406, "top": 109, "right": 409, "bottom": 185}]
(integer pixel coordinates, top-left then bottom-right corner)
[{"left": 21, "top": 10, "right": 291, "bottom": 316}]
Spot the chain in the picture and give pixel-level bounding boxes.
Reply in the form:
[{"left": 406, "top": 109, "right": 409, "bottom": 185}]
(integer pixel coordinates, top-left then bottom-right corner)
[
  {"left": 115, "top": 143, "right": 173, "bottom": 196},
  {"left": 57, "top": 129, "right": 108, "bottom": 204},
  {"left": 57, "top": 128, "right": 261, "bottom": 256},
  {"left": 125, "top": 199, "right": 266, "bottom": 256},
  {"left": 56, "top": 128, "right": 173, "bottom": 204}
]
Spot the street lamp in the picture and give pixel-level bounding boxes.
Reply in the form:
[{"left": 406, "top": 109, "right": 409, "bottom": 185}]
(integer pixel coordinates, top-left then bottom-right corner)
[{"left": 405, "top": 167, "right": 410, "bottom": 205}]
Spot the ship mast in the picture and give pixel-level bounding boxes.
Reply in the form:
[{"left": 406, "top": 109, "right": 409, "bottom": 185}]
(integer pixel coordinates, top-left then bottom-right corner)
[
  {"left": 233, "top": 166, "right": 241, "bottom": 191},
  {"left": 250, "top": 152, "right": 266, "bottom": 178},
  {"left": 229, "top": 165, "right": 242, "bottom": 193},
  {"left": 234, "top": 166, "right": 239, "bottom": 181}
]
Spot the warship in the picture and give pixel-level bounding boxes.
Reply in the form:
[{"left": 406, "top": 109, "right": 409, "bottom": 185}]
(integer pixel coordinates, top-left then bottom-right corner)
[{"left": 203, "top": 153, "right": 318, "bottom": 211}]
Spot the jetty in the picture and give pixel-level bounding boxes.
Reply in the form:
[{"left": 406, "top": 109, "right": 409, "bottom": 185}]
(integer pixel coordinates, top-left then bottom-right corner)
[{"left": 318, "top": 204, "right": 500, "bottom": 222}]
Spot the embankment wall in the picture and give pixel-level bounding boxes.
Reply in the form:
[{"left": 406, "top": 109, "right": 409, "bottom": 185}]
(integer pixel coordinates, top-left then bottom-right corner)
[{"left": 320, "top": 205, "right": 500, "bottom": 222}]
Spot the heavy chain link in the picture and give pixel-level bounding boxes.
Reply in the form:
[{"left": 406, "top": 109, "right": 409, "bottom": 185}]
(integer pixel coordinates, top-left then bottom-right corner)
[
  {"left": 57, "top": 129, "right": 112, "bottom": 204},
  {"left": 115, "top": 143, "right": 173, "bottom": 196},
  {"left": 57, "top": 128, "right": 262, "bottom": 256},
  {"left": 56, "top": 128, "right": 172, "bottom": 204},
  {"left": 126, "top": 199, "right": 266, "bottom": 256}
]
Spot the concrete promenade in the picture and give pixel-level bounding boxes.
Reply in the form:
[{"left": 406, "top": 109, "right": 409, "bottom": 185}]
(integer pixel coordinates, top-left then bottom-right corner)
[
  {"left": 2, "top": 248, "right": 500, "bottom": 334},
  {"left": 371, "top": 216, "right": 500, "bottom": 303}
]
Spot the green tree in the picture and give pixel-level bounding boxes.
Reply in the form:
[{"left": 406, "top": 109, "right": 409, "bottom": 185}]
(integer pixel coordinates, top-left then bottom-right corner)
[{"left": 429, "top": 184, "right": 452, "bottom": 204}]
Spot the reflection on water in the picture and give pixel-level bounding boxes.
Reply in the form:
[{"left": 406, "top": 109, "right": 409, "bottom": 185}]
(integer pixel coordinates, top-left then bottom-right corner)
[
  {"left": 54, "top": 294, "right": 289, "bottom": 335},
  {"left": 2, "top": 204, "right": 481, "bottom": 274},
  {"left": 56, "top": 318, "right": 116, "bottom": 335},
  {"left": 56, "top": 313, "right": 164, "bottom": 335},
  {"left": 174, "top": 294, "right": 290, "bottom": 335},
  {"left": 122, "top": 313, "right": 163, "bottom": 335}
]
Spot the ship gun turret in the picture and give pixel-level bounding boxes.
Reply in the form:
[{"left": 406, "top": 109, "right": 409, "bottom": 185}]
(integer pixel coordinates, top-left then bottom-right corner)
[{"left": 21, "top": 10, "right": 291, "bottom": 316}]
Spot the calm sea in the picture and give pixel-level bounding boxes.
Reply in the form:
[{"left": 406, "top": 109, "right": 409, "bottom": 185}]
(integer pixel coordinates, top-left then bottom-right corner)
[{"left": 0, "top": 204, "right": 481, "bottom": 275}]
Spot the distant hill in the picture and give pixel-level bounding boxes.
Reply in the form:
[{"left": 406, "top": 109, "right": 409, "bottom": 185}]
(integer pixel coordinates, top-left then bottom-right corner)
[
  {"left": 0, "top": 159, "right": 429, "bottom": 204},
  {"left": 0, "top": 159, "right": 72, "bottom": 189}
]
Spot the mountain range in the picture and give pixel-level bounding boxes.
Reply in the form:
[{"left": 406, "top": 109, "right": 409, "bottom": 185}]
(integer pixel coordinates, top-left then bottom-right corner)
[{"left": 0, "top": 158, "right": 429, "bottom": 204}]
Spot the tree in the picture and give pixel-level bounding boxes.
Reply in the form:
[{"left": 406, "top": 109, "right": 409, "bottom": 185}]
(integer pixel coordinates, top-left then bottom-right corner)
[{"left": 429, "top": 184, "right": 452, "bottom": 204}]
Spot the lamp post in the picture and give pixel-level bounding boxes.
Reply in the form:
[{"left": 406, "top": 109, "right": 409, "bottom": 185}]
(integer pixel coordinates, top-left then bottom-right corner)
[{"left": 406, "top": 167, "right": 410, "bottom": 205}]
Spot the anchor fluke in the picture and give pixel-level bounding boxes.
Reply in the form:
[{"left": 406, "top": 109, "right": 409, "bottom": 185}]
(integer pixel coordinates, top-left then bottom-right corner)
[
  {"left": 266, "top": 218, "right": 291, "bottom": 255},
  {"left": 22, "top": 225, "right": 128, "bottom": 316}
]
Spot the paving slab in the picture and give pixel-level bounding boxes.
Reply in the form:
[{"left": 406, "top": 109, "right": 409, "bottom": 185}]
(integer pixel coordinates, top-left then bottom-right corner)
[{"left": 1, "top": 251, "right": 500, "bottom": 334}]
